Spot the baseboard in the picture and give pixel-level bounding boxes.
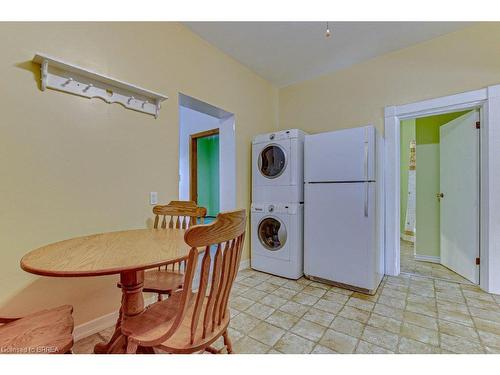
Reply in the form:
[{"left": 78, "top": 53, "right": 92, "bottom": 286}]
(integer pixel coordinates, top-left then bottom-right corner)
[
  {"left": 73, "top": 310, "right": 118, "bottom": 342},
  {"left": 73, "top": 295, "right": 156, "bottom": 342},
  {"left": 74, "top": 260, "right": 250, "bottom": 341},
  {"left": 239, "top": 259, "right": 250, "bottom": 271},
  {"left": 400, "top": 235, "right": 415, "bottom": 243},
  {"left": 414, "top": 254, "right": 441, "bottom": 264}
]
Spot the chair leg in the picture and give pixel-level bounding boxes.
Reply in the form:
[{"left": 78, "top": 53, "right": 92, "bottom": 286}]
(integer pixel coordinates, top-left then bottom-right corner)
[
  {"left": 205, "top": 346, "right": 219, "bottom": 354},
  {"left": 223, "top": 330, "right": 233, "bottom": 354},
  {"left": 137, "top": 346, "right": 155, "bottom": 354},
  {"left": 126, "top": 340, "right": 138, "bottom": 354}
]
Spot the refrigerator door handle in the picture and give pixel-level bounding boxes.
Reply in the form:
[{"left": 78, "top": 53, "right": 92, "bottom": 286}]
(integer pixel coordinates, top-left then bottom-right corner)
[
  {"left": 364, "top": 181, "right": 369, "bottom": 217},
  {"left": 364, "top": 127, "right": 369, "bottom": 181}
]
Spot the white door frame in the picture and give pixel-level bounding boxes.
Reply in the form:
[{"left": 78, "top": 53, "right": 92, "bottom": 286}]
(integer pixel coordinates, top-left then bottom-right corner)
[
  {"left": 178, "top": 94, "right": 237, "bottom": 212},
  {"left": 384, "top": 84, "right": 500, "bottom": 294}
]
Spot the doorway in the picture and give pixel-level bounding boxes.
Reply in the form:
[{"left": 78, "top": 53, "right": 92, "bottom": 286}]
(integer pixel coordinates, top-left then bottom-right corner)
[
  {"left": 190, "top": 128, "right": 220, "bottom": 218},
  {"left": 178, "top": 93, "right": 236, "bottom": 215},
  {"left": 384, "top": 84, "right": 500, "bottom": 294},
  {"left": 400, "top": 110, "right": 480, "bottom": 284}
]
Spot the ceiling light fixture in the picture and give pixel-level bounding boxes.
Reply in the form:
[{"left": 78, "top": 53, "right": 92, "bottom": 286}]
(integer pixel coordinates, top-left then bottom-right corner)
[{"left": 325, "top": 22, "right": 331, "bottom": 38}]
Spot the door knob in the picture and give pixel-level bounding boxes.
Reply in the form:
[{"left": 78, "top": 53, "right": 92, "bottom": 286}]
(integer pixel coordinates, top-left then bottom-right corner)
[{"left": 436, "top": 192, "right": 444, "bottom": 201}]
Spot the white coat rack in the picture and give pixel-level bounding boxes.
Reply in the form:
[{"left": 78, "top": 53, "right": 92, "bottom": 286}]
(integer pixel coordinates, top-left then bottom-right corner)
[{"left": 32, "top": 53, "right": 168, "bottom": 118}]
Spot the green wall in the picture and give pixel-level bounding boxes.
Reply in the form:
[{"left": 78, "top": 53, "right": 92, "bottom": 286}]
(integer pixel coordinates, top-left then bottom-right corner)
[
  {"left": 197, "top": 135, "right": 220, "bottom": 217},
  {"left": 416, "top": 111, "right": 470, "bottom": 145},
  {"left": 400, "top": 110, "right": 471, "bottom": 258}
]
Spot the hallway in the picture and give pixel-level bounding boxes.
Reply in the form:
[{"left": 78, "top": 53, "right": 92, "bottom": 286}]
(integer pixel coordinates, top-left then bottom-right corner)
[{"left": 400, "top": 241, "right": 471, "bottom": 284}]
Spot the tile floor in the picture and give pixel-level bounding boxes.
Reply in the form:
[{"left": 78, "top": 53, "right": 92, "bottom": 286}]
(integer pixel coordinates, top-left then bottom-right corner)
[
  {"left": 74, "top": 267, "right": 500, "bottom": 354},
  {"left": 400, "top": 240, "right": 470, "bottom": 284}
]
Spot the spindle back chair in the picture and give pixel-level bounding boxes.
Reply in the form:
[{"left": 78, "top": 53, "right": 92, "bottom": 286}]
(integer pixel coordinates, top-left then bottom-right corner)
[
  {"left": 153, "top": 204, "right": 207, "bottom": 230},
  {"left": 123, "top": 209, "right": 246, "bottom": 354},
  {"left": 118, "top": 202, "right": 207, "bottom": 300}
]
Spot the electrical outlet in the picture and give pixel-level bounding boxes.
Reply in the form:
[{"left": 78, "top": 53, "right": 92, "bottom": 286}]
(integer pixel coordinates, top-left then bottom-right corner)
[{"left": 150, "top": 192, "right": 158, "bottom": 205}]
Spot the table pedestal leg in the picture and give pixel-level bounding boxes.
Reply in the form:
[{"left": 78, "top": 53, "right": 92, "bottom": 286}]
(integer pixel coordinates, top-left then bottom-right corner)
[{"left": 94, "top": 270, "right": 145, "bottom": 354}]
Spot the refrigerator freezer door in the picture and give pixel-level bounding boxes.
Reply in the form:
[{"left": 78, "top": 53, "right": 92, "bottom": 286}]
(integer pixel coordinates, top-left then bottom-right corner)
[
  {"left": 304, "top": 126, "right": 375, "bottom": 182},
  {"left": 304, "top": 182, "right": 377, "bottom": 291}
]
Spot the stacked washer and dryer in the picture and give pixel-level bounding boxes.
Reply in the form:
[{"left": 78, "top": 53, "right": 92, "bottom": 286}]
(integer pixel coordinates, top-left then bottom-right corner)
[
  {"left": 250, "top": 129, "right": 307, "bottom": 279},
  {"left": 250, "top": 126, "right": 384, "bottom": 293}
]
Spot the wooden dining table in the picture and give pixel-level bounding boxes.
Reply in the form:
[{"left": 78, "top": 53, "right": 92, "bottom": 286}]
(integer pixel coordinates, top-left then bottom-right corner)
[{"left": 20, "top": 228, "right": 191, "bottom": 353}]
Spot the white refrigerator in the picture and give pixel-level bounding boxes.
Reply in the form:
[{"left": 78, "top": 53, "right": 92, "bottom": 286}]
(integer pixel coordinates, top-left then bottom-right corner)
[{"left": 303, "top": 125, "right": 385, "bottom": 294}]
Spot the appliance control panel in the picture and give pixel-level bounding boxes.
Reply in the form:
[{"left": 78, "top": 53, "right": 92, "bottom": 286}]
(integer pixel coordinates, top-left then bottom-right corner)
[
  {"left": 251, "top": 202, "right": 301, "bottom": 215},
  {"left": 252, "top": 129, "right": 306, "bottom": 144}
]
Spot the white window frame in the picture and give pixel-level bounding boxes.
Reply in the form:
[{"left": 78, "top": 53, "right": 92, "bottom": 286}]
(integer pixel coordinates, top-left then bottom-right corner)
[{"left": 384, "top": 84, "right": 500, "bottom": 294}]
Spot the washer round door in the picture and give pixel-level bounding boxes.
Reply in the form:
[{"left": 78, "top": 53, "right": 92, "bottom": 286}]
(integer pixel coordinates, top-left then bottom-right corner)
[
  {"left": 258, "top": 144, "right": 287, "bottom": 179},
  {"left": 258, "top": 216, "right": 287, "bottom": 251}
]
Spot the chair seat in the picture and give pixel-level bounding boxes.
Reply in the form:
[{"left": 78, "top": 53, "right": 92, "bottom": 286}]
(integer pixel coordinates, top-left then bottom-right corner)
[
  {"left": 143, "top": 269, "right": 184, "bottom": 294},
  {"left": 0, "top": 305, "right": 74, "bottom": 354},
  {"left": 116, "top": 269, "right": 184, "bottom": 294},
  {"left": 122, "top": 292, "right": 229, "bottom": 353}
]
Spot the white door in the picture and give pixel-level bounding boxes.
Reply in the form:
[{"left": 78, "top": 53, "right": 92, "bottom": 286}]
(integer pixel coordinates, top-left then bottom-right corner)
[{"left": 439, "top": 110, "right": 480, "bottom": 283}]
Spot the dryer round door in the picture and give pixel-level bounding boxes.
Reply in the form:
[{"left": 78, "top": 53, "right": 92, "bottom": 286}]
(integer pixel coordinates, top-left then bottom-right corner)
[
  {"left": 258, "top": 144, "right": 287, "bottom": 179},
  {"left": 258, "top": 216, "right": 287, "bottom": 251}
]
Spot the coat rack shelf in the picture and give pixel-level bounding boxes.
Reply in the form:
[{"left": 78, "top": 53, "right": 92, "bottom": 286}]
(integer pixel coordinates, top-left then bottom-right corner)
[{"left": 32, "top": 53, "right": 168, "bottom": 118}]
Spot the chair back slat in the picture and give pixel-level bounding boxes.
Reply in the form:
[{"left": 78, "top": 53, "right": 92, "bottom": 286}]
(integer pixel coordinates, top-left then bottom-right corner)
[
  {"left": 219, "top": 237, "right": 239, "bottom": 323},
  {"left": 189, "top": 246, "right": 211, "bottom": 344},
  {"left": 202, "top": 243, "right": 222, "bottom": 337},
  {"left": 210, "top": 241, "right": 230, "bottom": 330}
]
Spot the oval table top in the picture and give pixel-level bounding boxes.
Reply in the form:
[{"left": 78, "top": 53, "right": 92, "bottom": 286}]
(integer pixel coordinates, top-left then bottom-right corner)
[{"left": 21, "top": 229, "right": 191, "bottom": 277}]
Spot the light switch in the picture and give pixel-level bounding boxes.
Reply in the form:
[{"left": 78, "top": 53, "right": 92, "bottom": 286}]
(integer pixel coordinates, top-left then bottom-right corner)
[{"left": 150, "top": 192, "right": 158, "bottom": 205}]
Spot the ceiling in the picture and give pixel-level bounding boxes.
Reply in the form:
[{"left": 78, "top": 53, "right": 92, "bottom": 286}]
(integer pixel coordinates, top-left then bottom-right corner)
[{"left": 184, "top": 22, "right": 472, "bottom": 87}]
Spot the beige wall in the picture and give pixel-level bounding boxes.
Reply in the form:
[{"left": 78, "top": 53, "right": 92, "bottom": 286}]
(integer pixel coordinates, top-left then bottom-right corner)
[
  {"left": 3, "top": 21, "right": 500, "bottom": 328},
  {"left": 0, "top": 22, "right": 278, "bottom": 324},
  {"left": 279, "top": 23, "right": 500, "bottom": 134}
]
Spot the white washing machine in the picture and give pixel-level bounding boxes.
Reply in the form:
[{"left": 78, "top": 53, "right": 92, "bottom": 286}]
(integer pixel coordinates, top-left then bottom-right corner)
[
  {"left": 251, "top": 202, "right": 304, "bottom": 279},
  {"left": 252, "top": 129, "right": 307, "bottom": 203}
]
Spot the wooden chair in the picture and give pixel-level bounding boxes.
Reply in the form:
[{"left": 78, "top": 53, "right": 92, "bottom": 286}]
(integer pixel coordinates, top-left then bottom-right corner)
[
  {"left": 121, "top": 209, "right": 246, "bottom": 354},
  {"left": 152, "top": 203, "right": 206, "bottom": 230},
  {"left": 165, "top": 200, "right": 197, "bottom": 209},
  {"left": 144, "top": 203, "right": 207, "bottom": 301},
  {"left": 0, "top": 305, "right": 74, "bottom": 354}
]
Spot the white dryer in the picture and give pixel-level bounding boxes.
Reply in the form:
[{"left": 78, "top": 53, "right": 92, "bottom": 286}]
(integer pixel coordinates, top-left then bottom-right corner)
[
  {"left": 251, "top": 202, "right": 304, "bottom": 279},
  {"left": 252, "top": 129, "right": 307, "bottom": 203}
]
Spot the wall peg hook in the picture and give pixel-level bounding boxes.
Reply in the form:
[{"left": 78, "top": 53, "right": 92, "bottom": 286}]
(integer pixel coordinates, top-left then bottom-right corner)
[
  {"left": 62, "top": 77, "right": 73, "bottom": 87},
  {"left": 83, "top": 83, "right": 93, "bottom": 93},
  {"left": 33, "top": 53, "right": 167, "bottom": 118}
]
